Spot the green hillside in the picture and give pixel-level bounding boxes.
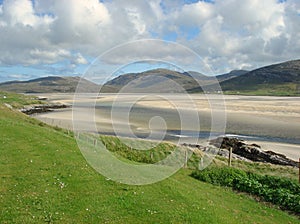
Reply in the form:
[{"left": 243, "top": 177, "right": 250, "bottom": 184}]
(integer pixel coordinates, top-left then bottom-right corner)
[
  {"left": 102, "top": 69, "right": 215, "bottom": 93},
  {"left": 220, "top": 60, "right": 300, "bottom": 96},
  {"left": 0, "top": 92, "right": 299, "bottom": 223}
]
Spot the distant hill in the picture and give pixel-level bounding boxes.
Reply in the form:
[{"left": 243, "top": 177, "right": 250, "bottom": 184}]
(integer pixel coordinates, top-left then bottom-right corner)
[
  {"left": 187, "top": 70, "right": 247, "bottom": 93},
  {"left": 102, "top": 68, "right": 221, "bottom": 93},
  {"left": 220, "top": 60, "right": 300, "bottom": 96},
  {"left": 217, "top": 70, "right": 249, "bottom": 82},
  {"left": 0, "top": 76, "right": 100, "bottom": 93}
]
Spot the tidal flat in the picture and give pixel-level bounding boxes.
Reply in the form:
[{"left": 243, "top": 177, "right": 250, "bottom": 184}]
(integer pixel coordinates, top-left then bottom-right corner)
[{"left": 33, "top": 93, "right": 300, "bottom": 160}]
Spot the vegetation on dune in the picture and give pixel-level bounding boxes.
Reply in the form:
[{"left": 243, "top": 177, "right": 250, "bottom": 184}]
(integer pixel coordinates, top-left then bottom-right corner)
[
  {"left": 100, "top": 135, "right": 203, "bottom": 169},
  {"left": 1, "top": 92, "right": 299, "bottom": 223},
  {"left": 0, "top": 91, "right": 43, "bottom": 108},
  {"left": 191, "top": 167, "right": 300, "bottom": 214},
  {"left": 215, "top": 156, "right": 299, "bottom": 181},
  {"left": 100, "top": 135, "right": 176, "bottom": 164}
]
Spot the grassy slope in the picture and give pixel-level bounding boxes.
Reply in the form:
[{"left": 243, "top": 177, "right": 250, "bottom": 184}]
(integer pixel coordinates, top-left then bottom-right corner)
[
  {"left": 0, "top": 91, "right": 43, "bottom": 108},
  {"left": 0, "top": 93, "right": 299, "bottom": 223},
  {"left": 223, "top": 83, "right": 300, "bottom": 96},
  {"left": 220, "top": 60, "right": 300, "bottom": 96},
  {"left": 215, "top": 156, "right": 299, "bottom": 181}
]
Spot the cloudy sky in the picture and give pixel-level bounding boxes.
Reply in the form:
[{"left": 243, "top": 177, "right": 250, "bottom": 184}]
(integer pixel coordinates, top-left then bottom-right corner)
[{"left": 0, "top": 0, "right": 299, "bottom": 82}]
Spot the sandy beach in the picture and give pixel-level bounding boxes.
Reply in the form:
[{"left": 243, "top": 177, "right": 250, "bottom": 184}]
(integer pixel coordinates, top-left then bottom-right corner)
[{"left": 33, "top": 93, "right": 300, "bottom": 160}]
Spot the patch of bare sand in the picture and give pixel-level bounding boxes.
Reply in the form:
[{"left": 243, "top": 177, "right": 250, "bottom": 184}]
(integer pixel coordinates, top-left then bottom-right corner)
[{"left": 135, "top": 95, "right": 300, "bottom": 117}]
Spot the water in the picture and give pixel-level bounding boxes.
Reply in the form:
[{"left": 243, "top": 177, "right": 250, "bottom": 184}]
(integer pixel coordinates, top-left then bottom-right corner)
[
  {"left": 166, "top": 130, "right": 300, "bottom": 145},
  {"left": 94, "top": 103, "right": 300, "bottom": 145}
]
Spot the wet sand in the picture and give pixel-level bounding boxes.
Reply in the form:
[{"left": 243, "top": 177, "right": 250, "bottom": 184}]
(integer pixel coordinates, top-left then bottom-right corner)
[{"left": 33, "top": 93, "right": 300, "bottom": 160}]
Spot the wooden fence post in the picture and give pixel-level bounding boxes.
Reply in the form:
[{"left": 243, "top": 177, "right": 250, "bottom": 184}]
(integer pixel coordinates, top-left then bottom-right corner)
[
  {"left": 298, "top": 158, "right": 300, "bottom": 184},
  {"left": 228, "top": 147, "right": 232, "bottom": 167},
  {"left": 199, "top": 157, "right": 204, "bottom": 170},
  {"left": 184, "top": 149, "right": 188, "bottom": 168}
]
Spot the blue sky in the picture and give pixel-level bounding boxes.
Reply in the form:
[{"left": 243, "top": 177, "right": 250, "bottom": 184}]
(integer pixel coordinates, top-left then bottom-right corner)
[{"left": 0, "top": 0, "right": 299, "bottom": 83}]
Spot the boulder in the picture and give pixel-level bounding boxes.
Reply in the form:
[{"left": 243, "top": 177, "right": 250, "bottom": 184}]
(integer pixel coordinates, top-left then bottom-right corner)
[
  {"left": 20, "top": 104, "right": 70, "bottom": 115},
  {"left": 210, "top": 137, "right": 299, "bottom": 167}
]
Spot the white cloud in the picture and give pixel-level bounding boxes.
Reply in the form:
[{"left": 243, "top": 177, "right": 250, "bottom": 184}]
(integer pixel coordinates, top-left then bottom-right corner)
[
  {"left": 99, "top": 40, "right": 198, "bottom": 65},
  {"left": 177, "top": 0, "right": 300, "bottom": 71},
  {"left": 217, "top": 0, "right": 285, "bottom": 38},
  {"left": 0, "top": 0, "right": 299, "bottom": 75},
  {"left": 48, "top": 0, "right": 111, "bottom": 44},
  {"left": 72, "top": 53, "right": 88, "bottom": 65},
  {"left": 6, "top": 73, "right": 32, "bottom": 80},
  {"left": 29, "top": 49, "right": 70, "bottom": 63},
  {"left": 2, "top": 0, "right": 37, "bottom": 26},
  {"left": 175, "top": 1, "right": 215, "bottom": 27},
  {"left": 0, "top": 0, "right": 114, "bottom": 65}
]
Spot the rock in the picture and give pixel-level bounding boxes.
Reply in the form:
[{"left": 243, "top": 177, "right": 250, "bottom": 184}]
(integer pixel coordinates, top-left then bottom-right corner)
[
  {"left": 37, "top": 97, "right": 48, "bottom": 101},
  {"left": 20, "top": 104, "right": 70, "bottom": 115},
  {"left": 209, "top": 137, "right": 246, "bottom": 149},
  {"left": 210, "top": 137, "right": 299, "bottom": 168},
  {"left": 250, "top": 143, "right": 261, "bottom": 148}
]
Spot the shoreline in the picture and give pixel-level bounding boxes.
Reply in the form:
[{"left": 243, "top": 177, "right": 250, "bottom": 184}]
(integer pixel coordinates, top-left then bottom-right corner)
[
  {"left": 30, "top": 93, "right": 300, "bottom": 161},
  {"left": 33, "top": 111, "right": 300, "bottom": 161}
]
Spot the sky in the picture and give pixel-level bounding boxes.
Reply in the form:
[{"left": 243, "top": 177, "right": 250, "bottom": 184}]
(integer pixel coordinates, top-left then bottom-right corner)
[{"left": 0, "top": 0, "right": 299, "bottom": 83}]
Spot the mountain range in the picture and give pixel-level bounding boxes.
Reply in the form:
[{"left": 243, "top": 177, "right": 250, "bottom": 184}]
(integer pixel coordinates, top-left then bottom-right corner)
[{"left": 0, "top": 60, "right": 299, "bottom": 95}]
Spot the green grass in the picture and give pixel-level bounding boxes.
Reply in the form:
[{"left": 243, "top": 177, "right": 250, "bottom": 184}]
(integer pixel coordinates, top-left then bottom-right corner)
[
  {"left": 215, "top": 156, "right": 299, "bottom": 180},
  {"left": 100, "top": 135, "right": 203, "bottom": 170},
  {"left": 191, "top": 166, "right": 300, "bottom": 214},
  {"left": 0, "top": 91, "right": 43, "bottom": 108},
  {"left": 100, "top": 135, "right": 176, "bottom": 164},
  {"left": 1, "top": 93, "right": 299, "bottom": 223},
  {"left": 223, "top": 83, "right": 300, "bottom": 96}
]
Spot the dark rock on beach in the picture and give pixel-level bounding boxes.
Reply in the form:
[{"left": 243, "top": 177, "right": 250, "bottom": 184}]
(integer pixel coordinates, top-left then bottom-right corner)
[
  {"left": 209, "top": 137, "right": 299, "bottom": 167},
  {"left": 20, "top": 104, "right": 70, "bottom": 115}
]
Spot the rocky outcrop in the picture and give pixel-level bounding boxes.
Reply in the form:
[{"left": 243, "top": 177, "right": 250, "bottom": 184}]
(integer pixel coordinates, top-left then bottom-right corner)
[
  {"left": 209, "top": 137, "right": 299, "bottom": 167},
  {"left": 20, "top": 104, "right": 70, "bottom": 115}
]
